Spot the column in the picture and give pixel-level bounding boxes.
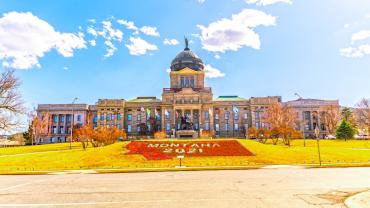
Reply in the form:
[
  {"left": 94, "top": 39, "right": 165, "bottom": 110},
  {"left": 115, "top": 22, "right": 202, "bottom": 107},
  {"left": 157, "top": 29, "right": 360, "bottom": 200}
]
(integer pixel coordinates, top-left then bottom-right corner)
[
  {"left": 309, "top": 111, "right": 314, "bottom": 131},
  {"left": 161, "top": 107, "right": 165, "bottom": 131},
  {"left": 173, "top": 107, "right": 176, "bottom": 130},
  {"left": 190, "top": 109, "right": 193, "bottom": 122},
  {"left": 317, "top": 111, "right": 321, "bottom": 132}
]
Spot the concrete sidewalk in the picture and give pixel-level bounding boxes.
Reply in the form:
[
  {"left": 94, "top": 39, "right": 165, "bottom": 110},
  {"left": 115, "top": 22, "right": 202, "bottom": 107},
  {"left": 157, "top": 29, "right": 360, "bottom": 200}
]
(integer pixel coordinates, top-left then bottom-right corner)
[{"left": 345, "top": 190, "right": 370, "bottom": 208}]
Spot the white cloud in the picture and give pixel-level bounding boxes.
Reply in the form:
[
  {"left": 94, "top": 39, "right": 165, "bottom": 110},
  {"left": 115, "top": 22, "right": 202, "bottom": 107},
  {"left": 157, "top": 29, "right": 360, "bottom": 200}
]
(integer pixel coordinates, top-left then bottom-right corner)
[
  {"left": 197, "top": 0, "right": 206, "bottom": 3},
  {"left": 204, "top": 64, "right": 225, "bottom": 78},
  {"left": 0, "top": 11, "right": 86, "bottom": 69},
  {"left": 89, "top": 40, "right": 96, "bottom": 46},
  {"left": 163, "top": 38, "right": 179, "bottom": 45},
  {"left": 246, "top": 0, "right": 292, "bottom": 6},
  {"left": 63, "top": 66, "right": 69, "bottom": 70},
  {"left": 87, "top": 26, "right": 98, "bottom": 37},
  {"left": 197, "top": 9, "right": 276, "bottom": 53},
  {"left": 104, "top": 40, "right": 117, "bottom": 57},
  {"left": 351, "top": 30, "right": 370, "bottom": 43},
  {"left": 117, "top": 19, "right": 138, "bottom": 32},
  {"left": 125, "top": 37, "right": 158, "bottom": 56},
  {"left": 100, "top": 20, "right": 123, "bottom": 41},
  {"left": 214, "top": 54, "right": 221, "bottom": 59},
  {"left": 166, "top": 68, "right": 171, "bottom": 73},
  {"left": 140, "top": 26, "right": 160, "bottom": 37},
  {"left": 88, "top": 19, "right": 96, "bottom": 24},
  {"left": 340, "top": 45, "right": 370, "bottom": 58},
  {"left": 87, "top": 20, "right": 123, "bottom": 57}
]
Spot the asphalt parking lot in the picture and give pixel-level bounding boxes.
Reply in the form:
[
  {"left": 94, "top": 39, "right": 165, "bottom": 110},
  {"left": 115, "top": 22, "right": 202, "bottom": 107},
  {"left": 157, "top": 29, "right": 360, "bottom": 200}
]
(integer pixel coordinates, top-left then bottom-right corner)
[{"left": 0, "top": 167, "right": 369, "bottom": 208}]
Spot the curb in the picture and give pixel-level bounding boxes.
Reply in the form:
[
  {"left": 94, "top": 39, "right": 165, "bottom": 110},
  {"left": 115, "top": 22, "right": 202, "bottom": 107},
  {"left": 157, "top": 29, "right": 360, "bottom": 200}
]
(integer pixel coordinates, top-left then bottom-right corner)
[{"left": 345, "top": 190, "right": 370, "bottom": 208}]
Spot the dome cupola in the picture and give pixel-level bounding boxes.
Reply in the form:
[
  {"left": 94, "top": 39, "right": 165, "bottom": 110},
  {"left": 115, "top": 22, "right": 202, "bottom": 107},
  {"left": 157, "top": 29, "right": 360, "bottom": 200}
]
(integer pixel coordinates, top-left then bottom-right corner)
[{"left": 170, "top": 38, "right": 204, "bottom": 71}]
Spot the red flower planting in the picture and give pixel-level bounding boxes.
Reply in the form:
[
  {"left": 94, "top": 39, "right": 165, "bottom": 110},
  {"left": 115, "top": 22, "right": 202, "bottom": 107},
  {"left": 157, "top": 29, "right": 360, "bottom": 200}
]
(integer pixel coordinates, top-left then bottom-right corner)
[{"left": 126, "top": 140, "right": 254, "bottom": 160}]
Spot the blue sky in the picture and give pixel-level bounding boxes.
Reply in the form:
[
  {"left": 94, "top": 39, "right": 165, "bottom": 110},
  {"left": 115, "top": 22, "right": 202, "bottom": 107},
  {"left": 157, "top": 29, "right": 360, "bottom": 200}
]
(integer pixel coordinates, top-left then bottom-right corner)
[{"left": 1, "top": 0, "right": 370, "bottom": 110}]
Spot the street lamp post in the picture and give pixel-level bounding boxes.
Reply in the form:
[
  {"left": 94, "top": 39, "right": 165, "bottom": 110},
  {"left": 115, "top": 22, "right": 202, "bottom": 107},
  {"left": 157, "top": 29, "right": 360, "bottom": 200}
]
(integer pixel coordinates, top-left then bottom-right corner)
[
  {"left": 314, "top": 126, "right": 321, "bottom": 166},
  {"left": 70, "top": 97, "right": 78, "bottom": 150}
]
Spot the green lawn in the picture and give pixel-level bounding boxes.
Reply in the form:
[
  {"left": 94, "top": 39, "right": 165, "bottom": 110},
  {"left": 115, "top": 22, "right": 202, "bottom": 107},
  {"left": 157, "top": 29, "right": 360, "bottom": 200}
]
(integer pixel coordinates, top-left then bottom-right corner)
[
  {"left": 0, "top": 139, "right": 369, "bottom": 174},
  {"left": 0, "top": 142, "right": 82, "bottom": 156}
]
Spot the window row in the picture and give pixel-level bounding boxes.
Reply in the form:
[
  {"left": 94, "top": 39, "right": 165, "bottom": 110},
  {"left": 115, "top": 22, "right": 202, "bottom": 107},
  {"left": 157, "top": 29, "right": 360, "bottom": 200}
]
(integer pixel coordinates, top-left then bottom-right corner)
[
  {"left": 51, "top": 114, "right": 81, "bottom": 123},
  {"left": 100, "top": 113, "right": 121, "bottom": 121}
]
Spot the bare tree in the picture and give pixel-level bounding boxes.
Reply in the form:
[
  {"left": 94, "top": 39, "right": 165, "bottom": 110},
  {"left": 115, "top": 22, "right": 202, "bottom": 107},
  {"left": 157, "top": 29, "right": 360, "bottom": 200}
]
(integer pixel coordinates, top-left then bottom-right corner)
[
  {"left": 265, "top": 103, "right": 300, "bottom": 146},
  {"left": 0, "top": 70, "right": 24, "bottom": 131},
  {"left": 321, "top": 105, "right": 340, "bottom": 135},
  {"left": 354, "top": 98, "right": 370, "bottom": 136}
]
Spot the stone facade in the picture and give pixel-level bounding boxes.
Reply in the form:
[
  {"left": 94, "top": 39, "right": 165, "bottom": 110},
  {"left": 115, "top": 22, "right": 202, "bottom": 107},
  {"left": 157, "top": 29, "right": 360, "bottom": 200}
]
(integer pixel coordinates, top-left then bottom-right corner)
[{"left": 36, "top": 45, "right": 340, "bottom": 143}]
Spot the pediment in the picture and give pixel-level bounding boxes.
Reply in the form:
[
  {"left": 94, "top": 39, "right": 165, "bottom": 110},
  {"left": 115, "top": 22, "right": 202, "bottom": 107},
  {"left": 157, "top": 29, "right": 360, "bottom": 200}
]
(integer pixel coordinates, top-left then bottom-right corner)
[{"left": 170, "top": 67, "right": 204, "bottom": 75}]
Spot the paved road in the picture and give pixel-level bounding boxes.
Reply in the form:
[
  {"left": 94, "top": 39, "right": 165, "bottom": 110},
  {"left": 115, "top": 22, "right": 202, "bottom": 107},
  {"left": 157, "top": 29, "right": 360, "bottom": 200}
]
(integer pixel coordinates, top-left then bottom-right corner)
[{"left": 0, "top": 167, "right": 369, "bottom": 208}]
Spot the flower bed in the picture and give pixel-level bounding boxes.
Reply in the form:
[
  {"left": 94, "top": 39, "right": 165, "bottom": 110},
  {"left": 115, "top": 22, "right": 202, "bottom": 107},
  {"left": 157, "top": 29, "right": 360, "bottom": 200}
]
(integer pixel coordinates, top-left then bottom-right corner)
[{"left": 126, "top": 140, "right": 254, "bottom": 160}]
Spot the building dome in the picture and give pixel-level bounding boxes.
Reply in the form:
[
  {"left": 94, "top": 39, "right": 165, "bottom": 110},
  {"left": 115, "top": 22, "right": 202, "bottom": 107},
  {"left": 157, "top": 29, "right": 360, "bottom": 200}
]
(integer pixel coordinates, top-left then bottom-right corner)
[{"left": 170, "top": 38, "right": 204, "bottom": 71}]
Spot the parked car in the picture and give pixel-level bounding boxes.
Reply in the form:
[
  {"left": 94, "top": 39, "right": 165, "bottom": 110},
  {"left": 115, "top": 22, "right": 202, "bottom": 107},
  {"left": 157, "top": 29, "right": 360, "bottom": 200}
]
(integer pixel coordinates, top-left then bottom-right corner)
[
  {"left": 325, "top": 135, "right": 336, "bottom": 139},
  {"left": 354, "top": 135, "right": 370, "bottom": 140}
]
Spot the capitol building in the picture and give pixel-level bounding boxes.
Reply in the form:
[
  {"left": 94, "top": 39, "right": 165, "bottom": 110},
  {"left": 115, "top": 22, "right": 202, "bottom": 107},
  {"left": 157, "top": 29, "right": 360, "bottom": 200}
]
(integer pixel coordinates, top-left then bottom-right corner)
[{"left": 36, "top": 41, "right": 340, "bottom": 143}]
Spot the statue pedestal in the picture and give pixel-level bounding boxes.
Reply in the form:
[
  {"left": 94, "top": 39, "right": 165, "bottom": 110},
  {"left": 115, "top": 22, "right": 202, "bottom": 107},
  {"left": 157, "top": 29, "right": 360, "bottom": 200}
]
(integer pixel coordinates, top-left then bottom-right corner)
[{"left": 176, "top": 130, "right": 198, "bottom": 138}]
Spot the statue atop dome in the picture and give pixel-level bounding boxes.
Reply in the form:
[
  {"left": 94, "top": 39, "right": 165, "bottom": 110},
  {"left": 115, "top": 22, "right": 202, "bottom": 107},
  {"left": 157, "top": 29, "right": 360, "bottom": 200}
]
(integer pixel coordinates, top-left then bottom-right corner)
[{"left": 184, "top": 37, "right": 189, "bottom": 50}]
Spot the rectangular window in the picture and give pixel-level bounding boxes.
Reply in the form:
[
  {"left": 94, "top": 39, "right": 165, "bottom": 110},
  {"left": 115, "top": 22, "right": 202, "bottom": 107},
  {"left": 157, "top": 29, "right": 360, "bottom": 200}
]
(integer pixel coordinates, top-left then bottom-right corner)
[
  {"left": 185, "top": 78, "right": 189, "bottom": 87},
  {"left": 59, "top": 126, "right": 64, "bottom": 134},
  {"left": 127, "top": 114, "right": 132, "bottom": 121},
  {"left": 255, "top": 122, "right": 259, "bottom": 129},
  {"left": 127, "top": 124, "right": 132, "bottom": 132},
  {"left": 225, "top": 124, "right": 229, "bottom": 131},
  {"left": 181, "top": 77, "right": 185, "bottom": 87},
  {"left": 244, "top": 124, "right": 248, "bottom": 130},
  {"left": 205, "top": 111, "right": 209, "bottom": 119},
  {"left": 137, "top": 114, "right": 141, "bottom": 121},
  {"left": 190, "top": 79, "right": 194, "bottom": 88},
  {"left": 166, "top": 112, "right": 170, "bottom": 120},
  {"left": 67, "top": 115, "right": 72, "bottom": 122},
  {"left": 234, "top": 123, "right": 238, "bottom": 131},
  {"left": 205, "top": 122, "right": 210, "bottom": 131},
  {"left": 107, "top": 114, "right": 111, "bottom": 121},
  {"left": 117, "top": 113, "right": 121, "bottom": 120},
  {"left": 156, "top": 114, "right": 161, "bottom": 121},
  {"left": 117, "top": 124, "right": 121, "bottom": 129},
  {"left": 215, "top": 113, "right": 219, "bottom": 120},
  {"left": 166, "top": 123, "right": 171, "bottom": 131},
  {"left": 60, "top": 115, "right": 65, "bottom": 123},
  {"left": 147, "top": 124, "right": 151, "bottom": 131},
  {"left": 93, "top": 115, "right": 98, "bottom": 123},
  {"left": 52, "top": 115, "right": 58, "bottom": 123},
  {"left": 52, "top": 126, "right": 57, "bottom": 134},
  {"left": 234, "top": 113, "right": 238, "bottom": 120},
  {"left": 137, "top": 125, "right": 141, "bottom": 132},
  {"left": 77, "top": 115, "right": 81, "bottom": 122},
  {"left": 215, "top": 124, "right": 220, "bottom": 132},
  {"left": 255, "top": 112, "right": 259, "bottom": 119},
  {"left": 112, "top": 114, "right": 115, "bottom": 120},
  {"left": 225, "top": 112, "right": 229, "bottom": 120},
  {"left": 194, "top": 123, "right": 199, "bottom": 130},
  {"left": 244, "top": 113, "right": 248, "bottom": 120}
]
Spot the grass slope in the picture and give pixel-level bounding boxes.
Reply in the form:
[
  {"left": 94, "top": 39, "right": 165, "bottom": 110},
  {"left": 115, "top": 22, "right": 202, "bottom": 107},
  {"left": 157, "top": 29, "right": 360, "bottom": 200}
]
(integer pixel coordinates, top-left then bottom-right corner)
[{"left": 0, "top": 139, "right": 369, "bottom": 173}]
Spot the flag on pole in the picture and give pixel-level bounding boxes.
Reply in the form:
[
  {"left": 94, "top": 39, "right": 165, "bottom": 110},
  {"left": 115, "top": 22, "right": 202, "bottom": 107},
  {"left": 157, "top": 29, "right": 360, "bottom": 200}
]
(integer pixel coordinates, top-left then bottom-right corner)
[
  {"left": 155, "top": 109, "right": 159, "bottom": 119},
  {"left": 232, "top": 105, "right": 239, "bottom": 113},
  {"left": 146, "top": 108, "right": 151, "bottom": 118}
]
